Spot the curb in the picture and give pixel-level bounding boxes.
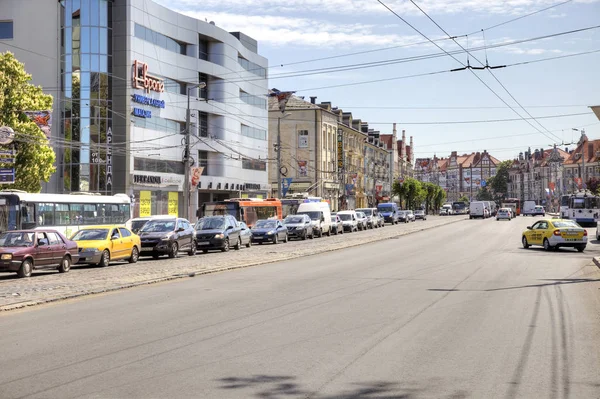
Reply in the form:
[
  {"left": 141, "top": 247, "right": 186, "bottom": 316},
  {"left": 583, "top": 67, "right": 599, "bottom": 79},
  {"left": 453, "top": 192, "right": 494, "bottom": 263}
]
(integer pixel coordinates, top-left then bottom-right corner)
[
  {"left": 0, "top": 217, "right": 466, "bottom": 312},
  {"left": 593, "top": 257, "right": 600, "bottom": 270}
]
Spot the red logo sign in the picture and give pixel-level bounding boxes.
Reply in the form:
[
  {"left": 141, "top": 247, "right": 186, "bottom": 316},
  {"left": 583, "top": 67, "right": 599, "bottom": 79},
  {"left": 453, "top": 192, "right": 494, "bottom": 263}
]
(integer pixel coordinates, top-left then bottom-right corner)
[{"left": 132, "top": 60, "right": 164, "bottom": 93}]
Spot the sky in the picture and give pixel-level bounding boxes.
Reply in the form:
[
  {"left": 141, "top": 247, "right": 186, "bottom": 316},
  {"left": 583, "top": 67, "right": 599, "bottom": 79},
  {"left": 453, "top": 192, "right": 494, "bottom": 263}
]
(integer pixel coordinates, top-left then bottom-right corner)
[{"left": 155, "top": 0, "right": 600, "bottom": 161}]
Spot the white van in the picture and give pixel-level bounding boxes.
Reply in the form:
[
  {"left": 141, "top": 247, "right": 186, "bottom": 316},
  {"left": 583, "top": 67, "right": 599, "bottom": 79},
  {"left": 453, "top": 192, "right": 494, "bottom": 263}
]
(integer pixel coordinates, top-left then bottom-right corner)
[
  {"left": 469, "top": 201, "right": 487, "bottom": 219},
  {"left": 296, "top": 202, "right": 332, "bottom": 238},
  {"left": 522, "top": 200, "right": 537, "bottom": 216}
]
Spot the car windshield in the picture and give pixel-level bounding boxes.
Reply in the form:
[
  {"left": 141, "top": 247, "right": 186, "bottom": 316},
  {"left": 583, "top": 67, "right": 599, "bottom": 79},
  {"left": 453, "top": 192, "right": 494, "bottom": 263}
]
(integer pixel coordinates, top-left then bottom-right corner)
[
  {"left": 338, "top": 214, "right": 352, "bottom": 221},
  {"left": 71, "top": 229, "right": 109, "bottom": 241},
  {"left": 255, "top": 220, "right": 277, "bottom": 229},
  {"left": 415, "top": 210, "right": 424, "bottom": 214},
  {"left": 196, "top": 218, "right": 226, "bottom": 230},
  {"left": 399, "top": 211, "right": 406, "bottom": 216},
  {"left": 298, "top": 211, "right": 321, "bottom": 220},
  {"left": 552, "top": 221, "right": 580, "bottom": 228},
  {"left": 377, "top": 205, "right": 392, "bottom": 211},
  {"left": 284, "top": 216, "right": 304, "bottom": 224},
  {"left": 131, "top": 220, "right": 148, "bottom": 232},
  {"left": 140, "top": 220, "right": 176, "bottom": 233},
  {"left": 357, "top": 209, "right": 372, "bottom": 216},
  {"left": 0, "top": 232, "right": 35, "bottom": 247}
]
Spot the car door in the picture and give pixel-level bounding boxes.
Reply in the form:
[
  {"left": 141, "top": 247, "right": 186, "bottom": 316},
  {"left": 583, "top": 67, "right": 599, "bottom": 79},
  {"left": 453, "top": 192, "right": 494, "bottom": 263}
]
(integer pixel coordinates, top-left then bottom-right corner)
[
  {"left": 175, "top": 219, "right": 189, "bottom": 250},
  {"left": 118, "top": 228, "right": 135, "bottom": 258},
  {"left": 109, "top": 228, "right": 126, "bottom": 259},
  {"left": 47, "top": 232, "right": 65, "bottom": 266},
  {"left": 276, "top": 221, "right": 284, "bottom": 240},
  {"left": 34, "top": 232, "right": 53, "bottom": 266},
  {"left": 228, "top": 216, "right": 241, "bottom": 242},
  {"left": 528, "top": 221, "right": 543, "bottom": 245}
]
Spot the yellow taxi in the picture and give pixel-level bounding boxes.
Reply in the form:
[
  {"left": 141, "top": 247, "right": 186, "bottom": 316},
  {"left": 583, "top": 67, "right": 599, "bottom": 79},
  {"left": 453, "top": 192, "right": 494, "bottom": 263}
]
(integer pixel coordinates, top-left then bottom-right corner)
[
  {"left": 70, "top": 225, "right": 141, "bottom": 267},
  {"left": 522, "top": 218, "right": 587, "bottom": 252}
]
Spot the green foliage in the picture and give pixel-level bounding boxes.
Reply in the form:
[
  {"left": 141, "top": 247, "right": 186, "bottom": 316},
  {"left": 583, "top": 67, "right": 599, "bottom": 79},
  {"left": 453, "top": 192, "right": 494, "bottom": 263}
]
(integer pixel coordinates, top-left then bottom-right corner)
[
  {"left": 433, "top": 186, "right": 446, "bottom": 210},
  {"left": 394, "top": 178, "right": 445, "bottom": 212},
  {"left": 458, "top": 195, "right": 470, "bottom": 204},
  {"left": 490, "top": 160, "right": 512, "bottom": 199},
  {"left": 476, "top": 186, "right": 494, "bottom": 201},
  {"left": 0, "top": 52, "right": 56, "bottom": 192}
]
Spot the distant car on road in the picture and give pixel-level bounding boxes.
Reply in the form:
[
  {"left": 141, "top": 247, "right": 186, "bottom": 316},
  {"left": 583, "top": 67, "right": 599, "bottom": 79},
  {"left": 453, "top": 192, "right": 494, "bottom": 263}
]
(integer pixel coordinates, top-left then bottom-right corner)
[
  {"left": 406, "top": 210, "right": 416, "bottom": 222},
  {"left": 251, "top": 219, "right": 288, "bottom": 244},
  {"left": 496, "top": 208, "right": 512, "bottom": 221},
  {"left": 398, "top": 211, "right": 410, "bottom": 223},
  {"left": 283, "top": 214, "right": 314, "bottom": 240},
  {"left": 533, "top": 205, "right": 546, "bottom": 216},
  {"left": 356, "top": 208, "right": 379, "bottom": 229},
  {"left": 337, "top": 210, "right": 359, "bottom": 232},
  {"left": 330, "top": 214, "right": 344, "bottom": 235},
  {"left": 522, "top": 218, "right": 587, "bottom": 252},
  {"left": 0, "top": 230, "right": 78, "bottom": 278},
  {"left": 356, "top": 211, "right": 369, "bottom": 230},
  {"left": 194, "top": 215, "right": 242, "bottom": 253},
  {"left": 414, "top": 209, "right": 427, "bottom": 220},
  {"left": 139, "top": 217, "right": 196, "bottom": 258}
]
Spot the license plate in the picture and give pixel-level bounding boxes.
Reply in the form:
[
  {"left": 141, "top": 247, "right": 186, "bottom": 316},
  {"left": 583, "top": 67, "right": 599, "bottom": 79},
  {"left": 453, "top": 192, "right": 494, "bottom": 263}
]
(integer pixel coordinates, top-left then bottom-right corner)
[
  {"left": 254, "top": 237, "right": 264, "bottom": 240},
  {"left": 565, "top": 238, "right": 579, "bottom": 242},
  {"left": 142, "top": 247, "right": 154, "bottom": 251},
  {"left": 197, "top": 241, "right": 210, "bottom": 245}
]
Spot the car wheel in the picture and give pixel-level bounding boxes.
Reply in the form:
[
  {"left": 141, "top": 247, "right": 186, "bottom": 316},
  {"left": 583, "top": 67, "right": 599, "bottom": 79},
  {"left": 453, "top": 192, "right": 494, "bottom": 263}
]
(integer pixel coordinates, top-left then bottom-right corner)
[
  {"left": 58, "top": 255, "right": 71, "bottom": 273},
  {"left": 98, "top": 250, "right": 110, "bottom": 267},
  {"left": 576, "top": 245, "right": 586, "bottom": 252},
  {"left": 273, "top": 234, "right": 278, "bottom": 244},
  {"left": 543, "top": 238, "right": 553, "bottom": 251},
  {"left": 333, "top": 228, "right": 338, "bottom": 235},
  {"left": 168, "top": 242, "right": 178, "bottom": 258},
  {"left": 326, "top": 229, "right": 331, "bottom": 237},
  {"left": 129, "top": 247, "right": 139, "bottom": 263},
  {"left": 221, "top": 238, "right": 230, "bottom": 252},
  {"left": 522, "top": 236, "right": 530, "bottom": 249},
  {"left": 234, "top": 237, "right": 242, "bottom": 250},
  {"left": 246, "top": 239, "right": 252, "bottom": 248},
  {"left": 283, "top": 234, "right": 288, "bottom": 243},
  {"left": 302, "top": 232, "right": 307, "bottom": 240},
  {"left": 188, "top": 241, "right": 196, "bottom": 256},
  {"left": 17, "top": 259, "right": 33, "bottom": 278},
  {"left": 340, "top": 228, "right": 344, "bottom": 234}
]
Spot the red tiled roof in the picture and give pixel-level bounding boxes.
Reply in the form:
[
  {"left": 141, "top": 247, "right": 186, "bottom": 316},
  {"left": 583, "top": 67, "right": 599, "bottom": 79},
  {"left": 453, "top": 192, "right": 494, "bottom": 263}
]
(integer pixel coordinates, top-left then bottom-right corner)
[
  {"left": 379, "top": 134, "right": 393, "bottom": 150},
  {"left": 563, "top": 139, "right": 600, "bottom": 165}
]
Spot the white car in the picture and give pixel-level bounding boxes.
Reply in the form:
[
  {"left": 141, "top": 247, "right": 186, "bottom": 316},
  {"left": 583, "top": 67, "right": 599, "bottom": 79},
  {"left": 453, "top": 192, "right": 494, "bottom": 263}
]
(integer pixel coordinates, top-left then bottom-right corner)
[
  {"left": 356, "top": 211, "right": 369, "bottom": 230},
  {"left": 337, "top": 211, "right": 359, "bottom": 232},
  {"left": 406, "top": 210, "right": 416, "bottom": 222},
  {"left": 496, "top": 208, "right": 512, "bottom": 221}
]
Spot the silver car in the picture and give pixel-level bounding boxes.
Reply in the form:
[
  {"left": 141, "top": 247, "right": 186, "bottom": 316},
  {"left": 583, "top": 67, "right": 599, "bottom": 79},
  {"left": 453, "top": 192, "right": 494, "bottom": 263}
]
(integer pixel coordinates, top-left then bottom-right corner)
[{"left": 356, "top": 211, "right": 369, "bottom": 231}]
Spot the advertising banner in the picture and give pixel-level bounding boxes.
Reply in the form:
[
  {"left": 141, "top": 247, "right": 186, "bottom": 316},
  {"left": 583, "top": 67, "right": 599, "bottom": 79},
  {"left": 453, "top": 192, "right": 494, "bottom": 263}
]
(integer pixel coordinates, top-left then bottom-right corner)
[
  {"left": 139, "top": 191, "right": 151, "bottom": 217},
  {"left": 190, "top": 167, "right": 204, "bottom": 191},
  {"left": 168, "top": 192, "right": 178, "bottom": 216},
  {"left": 24, "top": 110, "right": 52, "bottom": 138}
]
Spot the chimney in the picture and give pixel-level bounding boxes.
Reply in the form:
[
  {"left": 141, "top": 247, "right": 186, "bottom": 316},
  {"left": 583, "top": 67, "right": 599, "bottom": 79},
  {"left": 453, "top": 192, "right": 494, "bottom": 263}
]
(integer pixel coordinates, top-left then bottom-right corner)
[
  {"left": 401, "top": 130, "right": 406, "bottom": 160},
  {"left": 409, "top": 136, "right": 413, "bottom": 163},
  {"left": 310, "top": 96, "right": 317, "bottom": 104},
  {"left": 588, "top": 143, "right": 594, "bottom": 159}
]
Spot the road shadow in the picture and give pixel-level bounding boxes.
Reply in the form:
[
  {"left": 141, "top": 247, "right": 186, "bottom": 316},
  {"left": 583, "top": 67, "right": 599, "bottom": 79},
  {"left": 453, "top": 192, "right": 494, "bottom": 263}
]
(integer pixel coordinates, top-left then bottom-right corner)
[
  {"left": 484, "top": 278, "right": 600, "bottom": 292},
  {"left": 216, "top": 374, "right": 465, "bottom": 398}
]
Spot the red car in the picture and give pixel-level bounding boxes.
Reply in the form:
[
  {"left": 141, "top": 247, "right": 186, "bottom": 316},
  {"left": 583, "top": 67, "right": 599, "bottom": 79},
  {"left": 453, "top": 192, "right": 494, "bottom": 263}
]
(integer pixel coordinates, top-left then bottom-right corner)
[{"left": 0, "top": 230, "right": 79, "bottom": 278}]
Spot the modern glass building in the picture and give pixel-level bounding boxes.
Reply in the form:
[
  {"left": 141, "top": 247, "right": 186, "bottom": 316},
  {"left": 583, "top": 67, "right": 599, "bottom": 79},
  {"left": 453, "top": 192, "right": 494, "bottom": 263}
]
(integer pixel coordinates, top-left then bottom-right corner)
[{"left": 0, "top": 0, "right": 269, "bottom": 220}]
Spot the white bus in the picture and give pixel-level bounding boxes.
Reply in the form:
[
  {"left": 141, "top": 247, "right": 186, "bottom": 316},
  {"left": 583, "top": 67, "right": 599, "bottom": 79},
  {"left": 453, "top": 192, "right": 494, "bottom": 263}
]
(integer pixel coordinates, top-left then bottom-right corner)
[
  {"left": 568, "top": 191, "right": 600, "bottom": 226},
  {"left": 0, "top": 191, "right": 131, "bottom": 237}
]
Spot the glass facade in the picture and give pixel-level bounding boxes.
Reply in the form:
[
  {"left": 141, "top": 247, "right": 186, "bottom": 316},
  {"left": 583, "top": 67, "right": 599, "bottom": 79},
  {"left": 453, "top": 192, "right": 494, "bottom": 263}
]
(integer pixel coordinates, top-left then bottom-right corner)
[
  {"left": 238, "top": 56, "right": 266, "bottom": 78},
  {"left": 241, "top": 124, "right": 266, "bottom": 140},
  {"left": 134, "top": 23, "right": 186, "bottom": 55},
  {"left": 240, "top": 90, "right": 267, "bottom": 109},
  {"left": 60, "top": 0, "right": 112, "bottom": 193}
]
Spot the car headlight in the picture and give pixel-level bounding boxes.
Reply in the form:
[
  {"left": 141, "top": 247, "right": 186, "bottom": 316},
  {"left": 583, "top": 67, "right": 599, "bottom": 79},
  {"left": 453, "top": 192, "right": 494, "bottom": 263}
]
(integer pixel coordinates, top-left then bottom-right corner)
[
  {"left": 267, "top": 231, "right": 274, "bottom": 235},
  {"left": 214, "top": 233, "right": 224, "bottom": 239},
  {"left": 1, "top": 254, "right": 12, "bottom": 260}
]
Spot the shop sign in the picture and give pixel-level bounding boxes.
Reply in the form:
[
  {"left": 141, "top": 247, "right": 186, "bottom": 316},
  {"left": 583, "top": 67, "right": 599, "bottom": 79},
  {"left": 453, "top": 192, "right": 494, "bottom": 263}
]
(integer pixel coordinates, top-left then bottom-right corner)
[
  {"left": 168, "top": 192, "right": 178, "bottom": 216},
  {"left": 337, "top": 129, "right": 344, "bottom": 173},
  {"left": 134, "top": 175, "right": 161, "bottom": 184},
  {"left": 132, "top": 94, "right": 165, "bottom": 108},
  {"left": 133, "top": 108, "right": 152, "bottom": 118},
  {"left": 139, "top": 191, "right": 151, "bottom": 217},
  {"left": 245, "top": 183, "right": 261, "bottom": 191},
  {"left": 132, "top": 60, "right": 164, "bottom": 93},
  {"left": 106, "top": 126, "right": 113, "bottom": 191}
]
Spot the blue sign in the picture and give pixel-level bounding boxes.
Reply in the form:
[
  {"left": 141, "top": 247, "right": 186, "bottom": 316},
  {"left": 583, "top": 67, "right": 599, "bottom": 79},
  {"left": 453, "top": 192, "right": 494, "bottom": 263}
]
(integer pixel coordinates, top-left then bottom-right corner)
[
  {"left": 132, "top": 94, "right": 165, "bottom": 108},
  {"left": 133, "top": 108, "right": 152, "bottom": 118},
  {"left": 0, "top": 168, "right": 15, "bottom": 184},
  {"left": 281, "top": 178, "right": 293, "bottom": 197},
  {"left": 0, "top": 158, "right": 14, "bottom": 163},
  {"left": 481, "top": 180, "right": 486, "bottom": 187}
]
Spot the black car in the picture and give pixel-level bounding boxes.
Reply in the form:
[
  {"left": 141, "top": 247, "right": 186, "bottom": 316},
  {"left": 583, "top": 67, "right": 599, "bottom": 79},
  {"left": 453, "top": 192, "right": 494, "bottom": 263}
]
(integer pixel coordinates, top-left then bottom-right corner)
[
  {"left": 251, "top": 219, "right": 288, "bottom": 244},
  {"left": 195, "top": 215, "right": 242, "bottom": 252},
  {"left": 138, "top": 217, "right": 196, "bottom": 259},
  {"left": 283, "top": 214, "right": 314, "bottom": 240}
]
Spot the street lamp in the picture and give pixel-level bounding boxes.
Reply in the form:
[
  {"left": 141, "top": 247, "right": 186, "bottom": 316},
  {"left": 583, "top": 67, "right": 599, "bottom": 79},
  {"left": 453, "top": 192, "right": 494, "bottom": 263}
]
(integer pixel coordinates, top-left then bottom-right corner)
[
  {"left": 573, "top": 128, "right": 586, "bottom": 190},
  {"left": 276, "top": 113, "right": 291, "bottom": 199},
  {"left": 183, "top": 82, "right": 207, "bottom": 220}
]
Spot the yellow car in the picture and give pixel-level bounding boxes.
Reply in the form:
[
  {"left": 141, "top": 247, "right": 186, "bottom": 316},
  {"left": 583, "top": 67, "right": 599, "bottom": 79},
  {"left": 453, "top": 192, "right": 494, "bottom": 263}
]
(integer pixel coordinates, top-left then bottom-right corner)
[
  {"left": 522, "top": 218, "right": 587, "bottom": 252},
  {"left": 71, "top": 225, "right": 141, "bottom": 267}
]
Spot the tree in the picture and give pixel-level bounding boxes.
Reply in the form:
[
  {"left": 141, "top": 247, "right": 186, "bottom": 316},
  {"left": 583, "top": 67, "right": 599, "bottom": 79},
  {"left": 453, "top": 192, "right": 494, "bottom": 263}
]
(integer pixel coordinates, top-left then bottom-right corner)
[
  {"left": 0, "top": 52, "right": 56, "bottom": 192},
  {"left": 433, "top": 186, "right": 446, "bottom": 211},
  {"left": 458, "top": 195, "right": 470, "bottom": 204},
  {"left": 586, "top": 177, "right": 600, "bottom": 195},
  {"left": 392, "top": 180, "right": 408, "bottom": 208},
  {"left": 476, "top": 186, "right": 494, "bottom": 201},
  {"left": 490, "top": 160, "right": 512, "bottom": 200},
  {"left": 423, "top": 182, "right": 437, "bottom": 213},
  {"left": 404, "top": 178, "right": 424, "bottom": 210}
]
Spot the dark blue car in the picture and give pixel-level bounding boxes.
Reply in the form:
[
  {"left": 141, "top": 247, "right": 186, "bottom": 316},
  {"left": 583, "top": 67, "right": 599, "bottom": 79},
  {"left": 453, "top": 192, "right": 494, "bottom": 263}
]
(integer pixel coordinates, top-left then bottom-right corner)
[
  {"left": 377, "top": 203, "right": 400, "bottom": 225},
  {"left": 251, "top": 219, "right": 288, "bottom": 244}
]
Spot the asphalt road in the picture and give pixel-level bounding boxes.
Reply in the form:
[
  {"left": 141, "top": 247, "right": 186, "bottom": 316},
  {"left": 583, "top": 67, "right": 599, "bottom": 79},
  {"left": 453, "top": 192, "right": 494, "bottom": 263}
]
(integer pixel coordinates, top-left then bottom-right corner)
[{"left": 1, "top": 216, "right": 599, "bottom": 399}]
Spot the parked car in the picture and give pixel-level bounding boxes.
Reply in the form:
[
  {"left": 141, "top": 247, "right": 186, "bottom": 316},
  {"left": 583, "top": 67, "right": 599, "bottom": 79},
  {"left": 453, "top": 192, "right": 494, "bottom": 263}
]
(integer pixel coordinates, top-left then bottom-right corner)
[
  {"left": 283, "top": 214, "right": 314, "bottom": 240},
  {"left": 356, "top": 208, "right": 379, "bottom": 228},
  {"left": 356, "top": 211, "right": 369, "bottom": 230},
  {"left": 414, "top": 209, "right": 427, "bottom": 220},
  {"left": 496, "top": 208, "right": 512, "bottom": 221},
  {"left": 398, "top": 211, "right": 410, "bottom": 223},
  {"left": 377, "top": 202, "right": 400, "bottom": 224},
  {"left": 125, "top": 215, "right": 174, "bottom": 234},
  {"left": 374, "top": 211, "right": 385, "bottom": 227},
  {"left": 194, "top": 215, "right": 242, "bottom": 253},
  {"left": 330, "top": 215, "right": 344, "bottom": 235},
  {"left": 0, "top": 230, "right": 79, "bottom": 278},
  {"left": 406, "top": 210, "right": 416, "bottom": 222},
  {"left": 337, "top": 210, "right": 359, "bottom": 232},
  {"left": 138, "top": 217, "right": 196, "bottom": 258},
  {"left": 251, "top": 219, "right": 288, "bottom": 244},
  {"left": 238, "top": 222, "right": 253, "bottom": 248},
  {"left": 439, "top": 208, "right": 448, "bottom": 216},
  {"left": 71, "top": 225, "right": 141, "bottom": 267},
  {"left": 296, "top": 201, "right": 332, "bottom": 237}
]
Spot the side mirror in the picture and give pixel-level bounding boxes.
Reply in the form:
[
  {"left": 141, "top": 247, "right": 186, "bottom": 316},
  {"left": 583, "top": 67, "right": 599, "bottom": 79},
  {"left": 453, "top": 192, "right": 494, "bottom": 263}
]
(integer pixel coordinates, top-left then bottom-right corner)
[
  {"left": 177, "top": 227, "right": 185, "bottom": 232},
  {"left": 527, "top": 226, "right": 532, "bottom": 230},
  {"left": 227, "top": 226, "right": 234, "bottom": 230},
  {"left": 112, "top": 235, "right": 119, "bottom": 240}
]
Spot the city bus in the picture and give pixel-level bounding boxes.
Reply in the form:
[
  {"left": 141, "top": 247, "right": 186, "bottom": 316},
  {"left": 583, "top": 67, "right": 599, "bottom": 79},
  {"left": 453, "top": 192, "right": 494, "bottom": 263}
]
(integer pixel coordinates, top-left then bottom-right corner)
[
  {"left": 568, "top": 191, "right": 599, "bottom": 226},
  {"left": 0, "top": 191, "right": 132, "bottom": 237},
  {"left": 452, "top": 201, "right": 468, "bottom": 215},
  {"left": 560, "top": 194, "right": 570, "bottom": 218},
  {"left": 199, "top": 198, "right": 283, "bottom": 227},
  {"left": 501, "top": 198, "right": 521, "bottom": 216}
]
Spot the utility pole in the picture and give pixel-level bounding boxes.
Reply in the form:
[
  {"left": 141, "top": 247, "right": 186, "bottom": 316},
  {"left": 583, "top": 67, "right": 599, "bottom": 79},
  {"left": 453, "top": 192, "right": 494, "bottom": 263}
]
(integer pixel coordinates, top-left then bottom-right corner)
[
  {"left": 276, "top": 113, "right": 291, "bottom": 198},
  {"left": 183, "top": 82, "right": 207, "bottom": 220},
  {"left": 573, "top": 128, "right": 586, "bottom": 190}
]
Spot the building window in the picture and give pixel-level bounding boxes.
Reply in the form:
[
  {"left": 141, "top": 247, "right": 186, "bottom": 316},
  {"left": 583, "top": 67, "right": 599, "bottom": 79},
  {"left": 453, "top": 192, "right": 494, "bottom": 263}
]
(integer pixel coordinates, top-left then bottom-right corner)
[
  {"left": 198, "top": 112, "right": 208, "bottom": 137},
  {"left": 238, "top": 55, "right": 266, "bottom": 78},
  {"left": 242, "top": 158, "right": 266, "bottom": 171},
  {"left": 0, "top": 21, "right": 13, "bottom": 39},
  {"left": 199, "top": 37, "right": 208, "bottom": 60},
  {"left": 134, "top": 116, "right": 185, "bottom": 134},
  {"left": 198, "top": 73, "right": 208, "bottom": 99},
  {"left": 241, "top": 124, "right": 266, "bottom": 140},
  {"left": 298, "top": 130, "right": 308, "bottom": 148},
  {"left": 161, "top": 76, "right": 186, "bottom": 95},
  {"left": 239, "top": 90, "right": 266, "bottom": 109},
  {"left": 134, "top": 157, "right": 184, "bottom": 174},
  {"left": 134, "top": 23, "right": 187, "bottom": 55},
  {"left": 198, "top": 151, "right": 208, "bottom": 175}
]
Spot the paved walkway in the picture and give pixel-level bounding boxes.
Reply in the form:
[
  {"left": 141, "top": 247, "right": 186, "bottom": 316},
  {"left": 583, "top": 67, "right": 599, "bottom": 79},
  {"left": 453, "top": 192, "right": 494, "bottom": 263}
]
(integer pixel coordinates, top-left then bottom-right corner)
[{"left": 0, "top": 216, "right": 467, "bottom": 311}]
